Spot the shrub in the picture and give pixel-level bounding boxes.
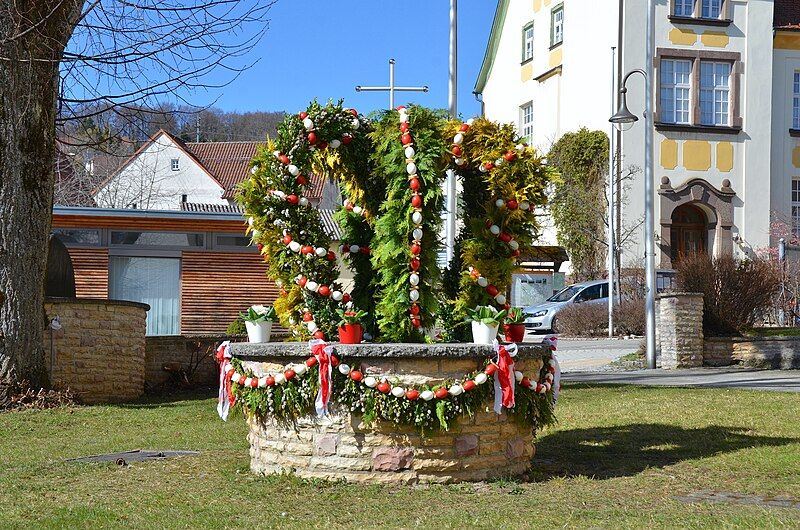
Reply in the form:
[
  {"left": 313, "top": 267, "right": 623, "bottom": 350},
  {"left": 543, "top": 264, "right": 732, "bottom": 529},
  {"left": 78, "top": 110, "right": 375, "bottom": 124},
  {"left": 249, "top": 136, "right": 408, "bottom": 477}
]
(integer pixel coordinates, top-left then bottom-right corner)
[
  {"left": 676, "top": 253, "right": 781, "bottom": 336},
  {"left": 226, "top": 318, "right": 246, "bottom": 336},
  {"left": 555, "top": 302, "right": 607, "bottom": 337},
  {"left": 613, "top": 297, "right": 645, "bottom": 336}
]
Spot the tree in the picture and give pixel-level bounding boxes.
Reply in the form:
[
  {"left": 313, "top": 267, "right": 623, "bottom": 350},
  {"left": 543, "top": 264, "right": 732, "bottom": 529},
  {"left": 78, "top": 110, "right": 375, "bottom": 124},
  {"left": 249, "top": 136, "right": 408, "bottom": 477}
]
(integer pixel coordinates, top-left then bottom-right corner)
[{"left": 0, "top": 0, "right": 270, "bottom": 400}]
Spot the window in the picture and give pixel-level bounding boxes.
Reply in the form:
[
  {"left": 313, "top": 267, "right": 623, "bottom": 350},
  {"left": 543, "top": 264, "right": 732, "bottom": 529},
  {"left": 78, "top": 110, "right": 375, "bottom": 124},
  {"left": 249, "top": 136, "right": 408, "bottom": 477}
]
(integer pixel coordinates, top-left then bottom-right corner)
[
  {"left": 51, "top": 228, "right": 101, "bottom": 246},
  {"left": 700, "top": 61, "right": 730, "bottom": 126},
  {"left": 551, "top": 5, "right": 563, "bottom": 47},
  {"left": 109, "top": 256, "right": 180, "bottom": 335},
  {"left": 793, "top": 180, "right": 800, "bottom": 238},
  {"left": 170, "top": 158, "right": 180, "bottom": 171},
  {"left": 793, "top": 72, "right": 800, "bottom": 130},
  {"left": 214, "top": 234, "right": 253, "bottom": 249},
  {"left": 111, "top": 231, "right": 204, "bottom": 247},
  {"left": 575, "top": 284, "right": 602, "bottom": 302},
  {"left": 519, "top": 102, "right": 534, "bottom": 142},
  {"left": 701, "top": 0, "right": 722, "bottom": 19},
  {"left": 522, "top": 22, "right": 534, "bottom": 62},
  {"left": 674, "top": 0, "right": 695, "bottom": 16},
  {"left": 660, "top": 59, "right": 692, "bottom": 124}
]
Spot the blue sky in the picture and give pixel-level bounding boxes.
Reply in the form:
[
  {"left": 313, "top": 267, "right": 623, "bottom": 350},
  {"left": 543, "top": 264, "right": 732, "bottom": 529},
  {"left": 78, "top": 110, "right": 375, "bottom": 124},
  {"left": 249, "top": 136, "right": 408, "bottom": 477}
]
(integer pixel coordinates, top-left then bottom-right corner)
[{"left": 199, "top": 1, "right": 496, "bottom": 119}]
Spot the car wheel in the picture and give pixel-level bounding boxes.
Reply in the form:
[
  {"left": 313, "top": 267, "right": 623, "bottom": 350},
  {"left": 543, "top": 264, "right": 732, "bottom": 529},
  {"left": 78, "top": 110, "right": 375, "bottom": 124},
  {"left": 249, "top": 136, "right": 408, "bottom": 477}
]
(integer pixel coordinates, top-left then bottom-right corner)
[{"left": 550, "top": 316, "right": 560, "bottom": 334}]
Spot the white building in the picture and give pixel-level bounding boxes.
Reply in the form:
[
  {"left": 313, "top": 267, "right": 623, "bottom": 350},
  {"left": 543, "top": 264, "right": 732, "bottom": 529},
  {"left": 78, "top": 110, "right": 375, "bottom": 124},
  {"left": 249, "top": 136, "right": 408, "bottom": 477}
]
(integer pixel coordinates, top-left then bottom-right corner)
[{"left": 475, "top": 0, "right": 800, "bottom": 272}]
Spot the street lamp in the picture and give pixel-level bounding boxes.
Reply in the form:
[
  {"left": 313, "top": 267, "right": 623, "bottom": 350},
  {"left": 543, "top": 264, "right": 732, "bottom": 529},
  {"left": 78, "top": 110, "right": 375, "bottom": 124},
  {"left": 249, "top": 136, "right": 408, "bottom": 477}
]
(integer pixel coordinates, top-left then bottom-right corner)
[{"left": 609, "top": 0, "right": 656, "bottom": 370}]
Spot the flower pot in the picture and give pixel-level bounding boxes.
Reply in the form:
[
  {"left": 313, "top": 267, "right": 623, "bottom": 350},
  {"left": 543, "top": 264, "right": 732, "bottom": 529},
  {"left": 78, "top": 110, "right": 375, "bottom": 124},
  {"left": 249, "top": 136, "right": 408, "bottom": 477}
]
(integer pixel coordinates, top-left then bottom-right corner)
[
  {"left": 245, "top": 320, "right": 272, "bottom": 343},
  {"left": 504, "top": 323, "right": 526, "bottom": 343},
  {"left": 471, "top": 321, "right": 499, "bottom": 345},
  {"left": 338, "top": 323, "right": 363, "bottom": 344}
]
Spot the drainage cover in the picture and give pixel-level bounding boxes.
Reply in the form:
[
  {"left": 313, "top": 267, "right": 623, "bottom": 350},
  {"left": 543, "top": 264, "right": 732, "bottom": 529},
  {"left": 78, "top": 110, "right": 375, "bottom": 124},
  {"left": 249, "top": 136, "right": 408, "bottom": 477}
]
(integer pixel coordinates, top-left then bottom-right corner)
[{"left": 66, "top": 449, "right": 199, "bottom": 465}]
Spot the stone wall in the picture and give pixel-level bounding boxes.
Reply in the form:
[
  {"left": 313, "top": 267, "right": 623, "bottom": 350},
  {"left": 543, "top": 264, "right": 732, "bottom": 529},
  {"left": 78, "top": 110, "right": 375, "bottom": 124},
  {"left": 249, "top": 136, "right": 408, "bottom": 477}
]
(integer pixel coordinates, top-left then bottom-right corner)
[
  {"left": 44, "top": 298, "right": 148, "bottom": 404},
  {"left": 239, "top": 343, "right": 548, "bottom": 484},
  {"left": 145, "top": 335, "right": 234, "bottom": 390},
  {"left": 655, "top": 292, "right": 704, "bottom": 369},
  {"left": 704, "top": 337, "right": 800, "bottom": 369}
]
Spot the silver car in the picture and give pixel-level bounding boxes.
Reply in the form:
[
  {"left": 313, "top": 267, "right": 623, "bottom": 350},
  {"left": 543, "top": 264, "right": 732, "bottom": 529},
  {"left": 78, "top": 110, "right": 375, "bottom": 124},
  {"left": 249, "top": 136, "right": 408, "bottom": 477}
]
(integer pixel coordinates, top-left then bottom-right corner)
[{"left": 524, "top": 279, "right": 610, "bottom": 333}]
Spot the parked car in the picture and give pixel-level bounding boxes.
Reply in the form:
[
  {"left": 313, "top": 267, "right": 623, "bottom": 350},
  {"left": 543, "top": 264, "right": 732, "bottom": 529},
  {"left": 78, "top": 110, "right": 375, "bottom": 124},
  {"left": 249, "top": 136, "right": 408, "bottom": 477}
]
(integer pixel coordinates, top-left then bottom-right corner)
[{"left": 524, "top": 279, "right": 610, "bottom": 333}]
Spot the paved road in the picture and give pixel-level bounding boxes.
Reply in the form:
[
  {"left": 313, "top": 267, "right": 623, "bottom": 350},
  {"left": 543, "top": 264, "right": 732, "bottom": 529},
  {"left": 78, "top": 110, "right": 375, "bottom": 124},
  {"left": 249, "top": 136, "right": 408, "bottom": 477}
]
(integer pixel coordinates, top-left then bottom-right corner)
[
  {"left": 530, "top": 335, "right": 642, "bottom": 372},
  {"left": 562, "top": 368, "right": 800, "bottom": 392}
]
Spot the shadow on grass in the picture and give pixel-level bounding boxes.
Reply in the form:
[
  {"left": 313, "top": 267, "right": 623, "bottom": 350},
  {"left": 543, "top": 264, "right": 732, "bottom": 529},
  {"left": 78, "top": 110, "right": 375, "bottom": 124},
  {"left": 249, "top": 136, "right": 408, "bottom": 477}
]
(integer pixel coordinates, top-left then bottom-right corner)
[
  {"left": 111, "top": 387, "right": 217, "bottom": 409},
  {"left": 530, "top": 423, "right": 798, "bottom": 480}
]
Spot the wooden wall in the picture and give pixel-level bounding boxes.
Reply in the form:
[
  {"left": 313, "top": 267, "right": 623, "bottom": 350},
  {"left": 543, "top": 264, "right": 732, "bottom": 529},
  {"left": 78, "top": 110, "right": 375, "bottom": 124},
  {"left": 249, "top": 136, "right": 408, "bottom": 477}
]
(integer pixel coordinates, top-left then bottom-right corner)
[
  {"left": 67, "top": 248, "right": 109, "bottom": 299},
  {"left": 180, "top": 251, "right": 278, "bottom": 334}
]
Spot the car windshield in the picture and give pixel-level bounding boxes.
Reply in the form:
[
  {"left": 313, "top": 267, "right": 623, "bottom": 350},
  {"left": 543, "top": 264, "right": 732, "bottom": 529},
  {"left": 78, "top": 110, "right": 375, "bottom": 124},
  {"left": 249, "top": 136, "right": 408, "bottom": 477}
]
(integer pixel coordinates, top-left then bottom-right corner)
[{"left": 547, "top": 285, "right": 581, "bottom": 302}]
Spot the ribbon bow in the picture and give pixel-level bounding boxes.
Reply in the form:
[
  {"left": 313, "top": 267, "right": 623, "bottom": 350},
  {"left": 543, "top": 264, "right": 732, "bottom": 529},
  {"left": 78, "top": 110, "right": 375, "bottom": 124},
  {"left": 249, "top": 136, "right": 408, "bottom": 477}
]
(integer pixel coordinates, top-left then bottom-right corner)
[
  {"left": 216, "top": 341, "right": 235, "bottom": 421},
  {"left": 492, "top": 340, "right": 517, "bottom": 414},
  {"left": 310, "top": 339, "right": 334, "bottom": 417}
]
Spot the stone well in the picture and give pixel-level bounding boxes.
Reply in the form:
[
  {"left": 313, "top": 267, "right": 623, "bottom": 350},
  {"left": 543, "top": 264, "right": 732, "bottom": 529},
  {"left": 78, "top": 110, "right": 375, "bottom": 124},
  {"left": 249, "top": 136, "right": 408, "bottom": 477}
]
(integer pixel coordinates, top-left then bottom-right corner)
[{"left": 230, "top": 342, "right": 550, "bottom": 484}]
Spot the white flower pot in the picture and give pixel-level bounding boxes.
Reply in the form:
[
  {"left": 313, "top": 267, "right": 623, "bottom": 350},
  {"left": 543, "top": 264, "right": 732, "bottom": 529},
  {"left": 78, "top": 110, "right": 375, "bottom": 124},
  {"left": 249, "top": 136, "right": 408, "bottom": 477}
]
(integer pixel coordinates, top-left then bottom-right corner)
[
  {"left": 245, "top": 320, "right": 272, "bottom": 343},
  {"left": 471, "top": 321, "right": 499, "bottom": 345}
]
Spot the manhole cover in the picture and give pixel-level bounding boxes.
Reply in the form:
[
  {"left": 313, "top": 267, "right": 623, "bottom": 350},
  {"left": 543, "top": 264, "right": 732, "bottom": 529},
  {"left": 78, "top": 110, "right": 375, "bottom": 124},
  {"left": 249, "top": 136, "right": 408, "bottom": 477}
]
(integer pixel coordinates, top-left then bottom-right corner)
[
  {"left": 66, "top": 449, "right": 199, "bottom": 465},
  {"left": 675, "top": 491, "right": 800, "bottom": 510}
]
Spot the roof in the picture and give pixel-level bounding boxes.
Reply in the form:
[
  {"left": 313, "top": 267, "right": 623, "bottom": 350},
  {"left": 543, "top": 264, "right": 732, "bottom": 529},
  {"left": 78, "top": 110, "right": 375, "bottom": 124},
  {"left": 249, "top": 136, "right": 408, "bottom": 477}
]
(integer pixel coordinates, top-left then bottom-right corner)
[
  {"left": 180, "top": 202, "right": 243, "bottom": 213},
  {"left": 775, "top": 0, "right": 800, "bottom": 30},
  {"left": 474, "top": 0, "right": 510, "bottom": 95},
  {"left": 318, "top": 209, "right": 342, "bottom": 240}
]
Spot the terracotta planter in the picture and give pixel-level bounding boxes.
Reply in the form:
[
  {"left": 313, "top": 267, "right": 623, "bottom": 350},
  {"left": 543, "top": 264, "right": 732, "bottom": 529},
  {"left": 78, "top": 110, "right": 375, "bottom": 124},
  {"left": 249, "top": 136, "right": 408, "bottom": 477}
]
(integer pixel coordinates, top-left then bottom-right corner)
[
  {"left": 245, "top": 320, "right": 272, "bottom": 343},
  {"left": 504, "top": 323, "right": 526, "bottom": 343},
  {"left": 338, "top": 323, "right": 363, "bottom": 344},
  {"left": 471, "top": 321, "right": 499, "bottom": 345}
]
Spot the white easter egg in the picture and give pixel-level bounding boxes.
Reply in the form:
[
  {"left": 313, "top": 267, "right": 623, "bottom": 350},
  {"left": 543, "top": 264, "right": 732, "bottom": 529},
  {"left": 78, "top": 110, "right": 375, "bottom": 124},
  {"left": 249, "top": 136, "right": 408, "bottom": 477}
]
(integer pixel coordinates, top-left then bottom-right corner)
[
  {"left": 406, "top": 163, "right": 417, "bottom": 175},
  {"left": 288, "top": 164, "right": 299, "bottom": 176},
  {"left": 364, "top": 376, "right": 377, "bottom": 388},
  {"left": 314, "top": 247, "right": 326, "bottom": 257},
  {"left": 353, "top": 206, "right": 363, "bottom": 215},
  {"left": 454, "top": 157, "right": 464, "bottom": 166},
  {"left": 453, "top": 133, "right": 464, "bottom": 145},
  {"left": 299, "top": 197, "right": 309, "bottom": 207},
  {"left": 288, "top": 241, "right": 301, "bottom": 252},
  {"left": 274, "top": 373, "right": 286, "bottom": 385},
  {"left": 495, "top": 199, "right": 505, "bottom": 208},
  {"left": 409, "top": 289, "right": 420, "bottom": 302},
  {"left": 474, "top": 373, "right": 488, "bottom": 385},
  {"left": 449, "top": 384, "right": 464, "bottom": 396},
  {"left": 338, "top": 364, "right": 351, "bottom": 375},
  {"left": 515, "top": 371, "right": 524, "bottom": 383},
  {"left": 519, "top": 201, "right": 530, "bottom": 210},
  {"left": 409, "top": 273, "right": 420, "bottom": 286},
  {"left": 302, "top": 118, "right": 314, "bottom": 130},
  {"left": 412, "top": 212, "right": 423, "bottom": 224},
  {"left": 330, "top": 139, "right": 341, "bottom": 149},
  {"left": 420, "top": 390, "right": 434, "bottom": 401},
  {"left": 306, "top": 281, "right": 319, "bottom": 292},
  {"left": 477, "top": 277, "right": 489, "bottom": 288},
  {"left": 391, "top": 386, "right": 405, "bottom": 397},
  {"left": 307, "top": 321, "right": 318, "bottom": 333},
  {"left": 352, "top": 119, "right": 360, "bottom": 129},
  {"left": 509, "top": 240, "right": 519, "bottom": 250},
  {"left": 490, "top": 225, "right": 501, "bottom": 235},
  {"left": 243, "top": 377, "right": 252, "bottom": 388},
  {"left": 258, "top": 377, "right": 267, "bottom": 388},
  {"left": 404, "top": 146, "right": 415, "bottom": 158},
  {"left": 332, "top": 291, "right": 343, "bottom": 301},
  {"left": 349, "top": 244, "right": 360, "bottom": 254},
  {"left": 467, "top": 118, "right": 475, "bottom": 125},
  {"left": 412, "top": 228, "right": 423, "bottom": 241},
  {"left": 495, "top": 294, "right": 507, "bottom": 305},
  {"left": 294, "top": 364, "right": 307, "bottom": 376}
]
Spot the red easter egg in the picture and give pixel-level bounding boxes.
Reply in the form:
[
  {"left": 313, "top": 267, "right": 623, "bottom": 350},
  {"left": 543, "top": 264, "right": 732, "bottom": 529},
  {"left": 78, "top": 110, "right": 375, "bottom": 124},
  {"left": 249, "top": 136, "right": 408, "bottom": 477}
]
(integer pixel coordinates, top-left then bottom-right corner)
[
  {"left": 459, "top": 123, "right": 470, "bottom": 132},
  {"left": 287, "top": 194, "right": 299, "bottom": 205},
  {"left": 284, "top": 369, "right": 296, "bottom": 380},
  {"left": 342, "top": 134, "right": 352, "bottom": 145},
  {"left": 484, "top": 162, "right": 494, "bottom": 171},
  {"left": 301, "top": 245, "right": 313, "bottom": 255},
  {"left": 296, "top": 175, "right": 308, "bottom": 185},
  {"left": 411, "top": 195, "right": 423, "bottom": 208},
  {"left": 485, "top": 363, "right": 497, "bottom": 375},
  {"left": 256, "top": 243, "right": 264, "bottom": 252},
  {"left": 410, "top": 258, "right": 420, "bottom": 271},
  {"left": 305, "top": 357, "right": 317, "bottom": 367},
  {"left": 396, "top": 105, "right": 406, "bottom": 110},
  {"left": 342, "top": 244, "right": 351, "bottom": 253},
  {"left": 278, "top": 154, "right": 290, "bottom": 165},
  {"left": 282, "top": 234, "right": 292, "bottom": 245},
  {"left": 318, "top": 285, "right": 331, "bottom": 297},
  {"left": 504, "top": 303, "right": 511, "bottom": 310},
  {"left": 434, "top": 387, "right": 449, "bottom": 399},
  {"left": 411, "top": 317, "right": 421, "bottom": 328},
  {"left": 401, "top": 133, "right": 412, "bottom": 145},
  {"left": 409, "top": 178, "right": 420, "bottom": 191},
  {"left": 238, "top": 375, "right": 247, "bottom": 385},
  {"left": 521, "top": 376, "right": 532, "bottom": 388},
  {"left": 499, "top": 233, "right": 512, "bottom": 243},
  {"left": 409, "top": 304, "right": 420, "bottom": 316},
  {"left": 400, "top": 122, "right": 409, "bottom": 133},
  {"left": 463, "top": 380, "right": 476, "bottom": 392},
  {"left": 307, "top": 132, "right": 317, "bottom": 144},
  {"left": 504, "top": 151, "right": 516, "bottom": 162},
  {"left": 484, "top": 219, "right": 493, "bottom": 228},
  {"left": 359, "top": 246, "right": 370, "bottom": 254},
  {"left": 350, "top": 370, "right": 363, "bottom": 382},
  {"left": 345, "top": 203, "right": 354, "bottom": 211},
  {"left": 452, "top": 145, "right": 462, "bottom": 156},
  {"left": 506, "top": 199, "right": 518, "bottom": 210},
  {"left": 410, "top": 243, "right": 421, "bottom": 255},
  {"left": 512, "top": 249, "right": 521, "bottom": 257},
  {"left": 266, "top": 375, "right": 275, "bottom": 386},
  {"left": 377, "top": 382, "right": 391, "bottom": 394},
  {"left": 303, "top": 312, "right": 313, "bottom": 322},
  {"left": 342, "top": 293, "right": 351, "bottom": 303},
  {"left": 327, "top": 250, "right": 336, "bottom": 261},
  {"left": 298, "top": 276, "right": 307, "bottom": 287},
  {"left": 250, "top": 378, "right": 258, "bottom": 388},
  {"left": 350, "top": 108, "right": 358, "bottom": 116},
  {"left": 331, "top": 355, "right": 339, "bottom": 367},
  {"left": 299, "top": 111, "right": 308, "bottom": 119},
  {"left": 313, "top": 330, "right": 325, "bottom": 340},
  {"left": 318, "top": 141, "right": 328, "bottom": 150},
  {"left": 487, "top": 285, "right": 499, "bottom": 297},
  {"left": 406, "top": 389, "right": 420, "bottom": 400}
]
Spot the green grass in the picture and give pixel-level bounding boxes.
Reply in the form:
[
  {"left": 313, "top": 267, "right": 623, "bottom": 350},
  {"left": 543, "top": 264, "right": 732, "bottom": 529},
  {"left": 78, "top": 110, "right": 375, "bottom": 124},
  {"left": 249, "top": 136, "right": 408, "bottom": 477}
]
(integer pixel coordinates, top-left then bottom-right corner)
[
  {"left": 745, "top": 327, "right": 800, "bottom": 337},
  {"left": 1, "top": 385, "right": 799, "bottom": 529}
]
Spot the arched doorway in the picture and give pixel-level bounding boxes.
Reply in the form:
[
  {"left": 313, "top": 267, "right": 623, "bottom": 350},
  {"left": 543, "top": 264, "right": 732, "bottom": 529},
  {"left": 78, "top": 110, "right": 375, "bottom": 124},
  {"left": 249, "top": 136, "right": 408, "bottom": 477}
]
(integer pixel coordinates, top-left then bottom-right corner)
[{"left": 670, "top": 203, "right": 707, "bottom": 264}]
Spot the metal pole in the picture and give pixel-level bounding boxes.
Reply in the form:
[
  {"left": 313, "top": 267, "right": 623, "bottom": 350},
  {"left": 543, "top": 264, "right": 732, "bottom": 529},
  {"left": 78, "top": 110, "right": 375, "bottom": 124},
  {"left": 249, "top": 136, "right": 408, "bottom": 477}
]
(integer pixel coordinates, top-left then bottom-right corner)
[
  {"left": 644, "top": 0, "right": 656, "bottom": 369},
  {"left": 389, "top": 59, "right": 395, "bottom": 110},
  {"left": 445, "top": 0, "right": 458, "bottom": 264},
  {"left": 608, "top": 47, "right": 616, "bottom": 338}
]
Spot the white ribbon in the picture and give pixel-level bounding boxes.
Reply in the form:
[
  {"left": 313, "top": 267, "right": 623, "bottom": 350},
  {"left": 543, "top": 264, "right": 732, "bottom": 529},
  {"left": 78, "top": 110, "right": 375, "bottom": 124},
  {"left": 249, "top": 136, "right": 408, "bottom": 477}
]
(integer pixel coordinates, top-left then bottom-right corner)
[
  {"left": 309, "top": 339, "right": 334, "bottom": 417},
  {"left": 216, "top": 341, "right": 232, "bottom": 421},
  {"left": 491, "top": 340, "right": 516, "bottom": 414}
]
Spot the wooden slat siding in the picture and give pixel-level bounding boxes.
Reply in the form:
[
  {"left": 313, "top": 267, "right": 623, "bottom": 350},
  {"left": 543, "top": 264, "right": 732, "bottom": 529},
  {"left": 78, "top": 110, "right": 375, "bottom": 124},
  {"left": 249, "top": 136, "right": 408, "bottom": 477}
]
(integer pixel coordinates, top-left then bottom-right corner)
[
  {"left": 52, "top": 213, "right": 247, "bottom": 233},
  {"left": 180, "top": 251, "right": 281, "bottom": 334},
  {"left": 67, "top": 248, "right": 109, "bottom": 298}
]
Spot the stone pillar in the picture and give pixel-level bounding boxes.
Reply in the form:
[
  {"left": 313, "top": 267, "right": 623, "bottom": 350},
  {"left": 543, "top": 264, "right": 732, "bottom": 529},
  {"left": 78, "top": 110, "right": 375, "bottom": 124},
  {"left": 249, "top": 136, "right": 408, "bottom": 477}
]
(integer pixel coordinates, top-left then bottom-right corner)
[{"left": 655, "top": 292, "right": 704, "bottom": 369}]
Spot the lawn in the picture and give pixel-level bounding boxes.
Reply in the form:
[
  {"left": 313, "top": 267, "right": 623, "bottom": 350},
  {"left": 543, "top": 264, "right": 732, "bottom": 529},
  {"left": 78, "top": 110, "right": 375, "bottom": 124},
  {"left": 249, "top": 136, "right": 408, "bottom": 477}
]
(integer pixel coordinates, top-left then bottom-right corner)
[{"left": 1, "top": 384, "right": 798, "bottom": 529}]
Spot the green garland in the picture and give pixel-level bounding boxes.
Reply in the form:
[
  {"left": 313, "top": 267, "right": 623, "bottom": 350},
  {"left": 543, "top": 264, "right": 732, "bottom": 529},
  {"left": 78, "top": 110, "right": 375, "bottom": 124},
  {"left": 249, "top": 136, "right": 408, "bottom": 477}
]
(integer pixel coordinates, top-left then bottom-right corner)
[{"left": 229, "top": 354, "right": 557, "bottom": 436}]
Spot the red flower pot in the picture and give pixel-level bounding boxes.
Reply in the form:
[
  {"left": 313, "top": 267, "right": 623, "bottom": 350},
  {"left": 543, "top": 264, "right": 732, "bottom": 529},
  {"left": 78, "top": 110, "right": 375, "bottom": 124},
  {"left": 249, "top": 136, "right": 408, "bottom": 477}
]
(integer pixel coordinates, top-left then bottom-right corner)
[
  {"left": 504, "top": 323, "right": 526, "bottom": 343},
  {"left": 338, "top": 323, "right": 363, "bottom": 344}
]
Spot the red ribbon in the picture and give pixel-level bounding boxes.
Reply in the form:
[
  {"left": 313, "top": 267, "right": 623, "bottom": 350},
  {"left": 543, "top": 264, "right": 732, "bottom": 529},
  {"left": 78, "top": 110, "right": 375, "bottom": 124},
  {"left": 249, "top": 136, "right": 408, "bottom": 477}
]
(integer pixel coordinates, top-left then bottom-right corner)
[
  {"left": 312, "top": 340, "right": 332, "bottom": 414},
  {"left": 496, "top": 345, "right": 515, "bottom": 409}
]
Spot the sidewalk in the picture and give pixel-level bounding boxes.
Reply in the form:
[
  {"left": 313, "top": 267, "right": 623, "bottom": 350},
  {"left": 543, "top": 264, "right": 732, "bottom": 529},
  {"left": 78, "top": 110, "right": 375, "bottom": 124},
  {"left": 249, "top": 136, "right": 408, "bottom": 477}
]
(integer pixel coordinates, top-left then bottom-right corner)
[{"left": 562, "top": 368, "right": 800, "bottom": 392}]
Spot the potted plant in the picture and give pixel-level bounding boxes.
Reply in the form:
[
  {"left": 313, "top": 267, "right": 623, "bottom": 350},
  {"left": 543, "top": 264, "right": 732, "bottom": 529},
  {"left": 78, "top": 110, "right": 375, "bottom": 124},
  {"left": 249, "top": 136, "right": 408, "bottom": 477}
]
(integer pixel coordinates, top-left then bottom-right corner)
[
  {"left": 337, "top": 308, "right": 368, "bottom": 344},
  {"left": 240, "top": 305, "right": 278, "bottom": 343},
  {"left": 466, "top": 305, "right": 507, "bottom": 345},
  {"left": 503, "top": 307, "right": 527, "bottom": 343}
]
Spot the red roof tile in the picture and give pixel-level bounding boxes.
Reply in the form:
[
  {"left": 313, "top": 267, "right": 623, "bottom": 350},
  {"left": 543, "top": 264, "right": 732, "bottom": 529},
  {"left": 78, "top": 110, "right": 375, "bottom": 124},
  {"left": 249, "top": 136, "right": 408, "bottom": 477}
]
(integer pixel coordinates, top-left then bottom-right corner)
[
  {"left": 183, "top": 141, "right": 262, "bottom": 199},
  {"left": 775, "top": 0, "right": 800, "bottom": 29}
]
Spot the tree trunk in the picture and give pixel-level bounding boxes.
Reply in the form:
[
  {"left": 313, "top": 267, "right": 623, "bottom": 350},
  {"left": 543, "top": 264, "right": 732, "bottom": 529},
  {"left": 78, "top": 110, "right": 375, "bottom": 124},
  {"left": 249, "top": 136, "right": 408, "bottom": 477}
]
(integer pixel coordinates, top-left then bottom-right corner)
[{"left": 0, "top": 1, "right": 81, "bottom": 397}]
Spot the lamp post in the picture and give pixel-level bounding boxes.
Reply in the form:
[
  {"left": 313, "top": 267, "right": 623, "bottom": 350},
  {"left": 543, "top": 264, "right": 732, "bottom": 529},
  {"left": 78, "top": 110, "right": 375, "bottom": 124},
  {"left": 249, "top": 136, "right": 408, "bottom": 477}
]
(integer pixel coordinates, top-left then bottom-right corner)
[{"left": 609, "top": 0, "right": 655, "bottom": 370}]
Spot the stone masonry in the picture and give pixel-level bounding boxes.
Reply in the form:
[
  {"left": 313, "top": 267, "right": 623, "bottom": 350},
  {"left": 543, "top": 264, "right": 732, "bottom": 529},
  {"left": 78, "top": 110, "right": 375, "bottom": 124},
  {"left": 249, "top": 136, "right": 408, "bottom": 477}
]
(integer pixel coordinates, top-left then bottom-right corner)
[
  {"left": 43, "top": 297, "right": 148, "bottom": 404},
  {"left": 704, "top": 336, "right": 800, "bottom": 369},
  {"left": 655, "top": 293, "right": 704, "bottom": 369},
  {"left": 237, "top": 343, "right": 547, "bottom": 484}
]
